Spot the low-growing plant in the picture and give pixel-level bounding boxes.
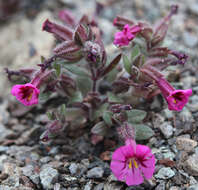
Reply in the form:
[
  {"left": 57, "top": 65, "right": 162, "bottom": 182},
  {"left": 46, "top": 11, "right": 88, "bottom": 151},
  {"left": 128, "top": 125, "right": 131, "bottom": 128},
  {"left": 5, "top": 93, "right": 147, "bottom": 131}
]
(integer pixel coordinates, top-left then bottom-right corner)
[{"left": 6, "top": 5, "right": 192, "bottom": 186}]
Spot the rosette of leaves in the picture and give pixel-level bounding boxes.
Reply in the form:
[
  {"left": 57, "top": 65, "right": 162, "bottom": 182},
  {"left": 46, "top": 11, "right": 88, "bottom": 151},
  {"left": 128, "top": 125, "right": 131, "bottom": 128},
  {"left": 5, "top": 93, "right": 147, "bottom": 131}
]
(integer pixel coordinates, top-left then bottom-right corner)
[{"left": 91, "top": 108, "right": 154, "bottom": 141}]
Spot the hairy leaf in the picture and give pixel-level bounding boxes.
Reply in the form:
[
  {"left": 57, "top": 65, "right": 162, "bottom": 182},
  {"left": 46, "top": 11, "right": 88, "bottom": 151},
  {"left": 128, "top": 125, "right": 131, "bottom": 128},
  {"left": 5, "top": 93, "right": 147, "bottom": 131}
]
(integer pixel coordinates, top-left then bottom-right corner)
[
  {"left": 107, "top": 92, "right": 123, "bottom": 103},
  {"left": 127, "top": 109, "right": 147, "bottom": 124},
  {"left": 91, "top": 121, "right": 107, "bottom": 136},
  {"left": 103, "top": 111, "right": 113, "bottom": 126},
  {"left": 123, "top": 54, "right": 131, "bottom": 74},
  {"left": 101, "top": 54, "right": 121, "bottom": 77},
  {"left": 134, "top": 124, "right": 154, "bottom": 140}
]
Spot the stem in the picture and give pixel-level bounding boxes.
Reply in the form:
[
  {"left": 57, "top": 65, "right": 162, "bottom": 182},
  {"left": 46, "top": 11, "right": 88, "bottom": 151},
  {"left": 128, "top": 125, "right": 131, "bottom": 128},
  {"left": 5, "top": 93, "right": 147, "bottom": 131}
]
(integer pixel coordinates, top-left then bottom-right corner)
[
  {"left": 89, "top": 63, "right": 98, "bottom": 92},
  {"left": 38, "top": 55, "right": 57, "bottom": 72}
]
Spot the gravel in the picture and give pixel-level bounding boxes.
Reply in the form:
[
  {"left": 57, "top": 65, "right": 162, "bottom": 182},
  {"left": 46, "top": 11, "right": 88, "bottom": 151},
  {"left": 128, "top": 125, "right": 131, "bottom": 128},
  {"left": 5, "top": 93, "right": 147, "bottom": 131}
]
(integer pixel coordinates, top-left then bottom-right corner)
[
  {"left": 0, "top": 0, "right": 198, "bottom": 189},
  {"left": 40, "top": 166, "right": 59, "bottom": 190},
  {"left": 155, "top": 167, "right": 176, "bottom": 179}
]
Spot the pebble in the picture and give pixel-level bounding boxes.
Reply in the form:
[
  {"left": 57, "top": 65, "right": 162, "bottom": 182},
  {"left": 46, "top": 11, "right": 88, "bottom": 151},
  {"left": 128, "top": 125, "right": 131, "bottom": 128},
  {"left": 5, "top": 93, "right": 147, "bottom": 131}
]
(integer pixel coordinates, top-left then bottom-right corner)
[
  {"left": 40, "top": 166, "right": 59, "bottom": 189},
  {"left": 187, "top": 184, "right": 198, "bottom": 190},
  {"left": 22, "top": 165, "right": 34, "bottom": 177},
  {"left": 0, "top": 124, "right": 13, "bottom": 142},
  {"left": 155, "top": 181, "right": 165, "bottom": 190},
  {"left": 184, "top": 154, "right": 198, "bottom": 176},
  {"left": 176, "top": 137, "right": 197, "bottom": 152},
  {"left": 155, "top": 167, "right": 175, "bottom": 179},
  {"left": 87, "top": 167, "right": 104, "bottom": 178},
  {"left": 69, "top": 163, "right": 78, "bottom": 175},
  {"left": 170, "top": 186, "right": 180, "bottom": 190},
  {"left": 183, "top": 32, "right": 198, "bottom": 47},
  {"left": 84, "top": 181, "right": 93, "bottom": 190},
  {"left": 94, "top": 183, "right": 104, "bottom": 190},
  {"left": 159, "top": 122, "right": 174, "bottom": 139}
]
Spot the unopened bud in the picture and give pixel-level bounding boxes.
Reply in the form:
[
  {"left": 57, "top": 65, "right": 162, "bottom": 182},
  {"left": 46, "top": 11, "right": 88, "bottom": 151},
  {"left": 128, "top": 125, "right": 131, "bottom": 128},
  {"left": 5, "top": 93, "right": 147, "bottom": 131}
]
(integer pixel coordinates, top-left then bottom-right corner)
[{"left": 84, "top": 41, "right": 102, "bottom": 64}]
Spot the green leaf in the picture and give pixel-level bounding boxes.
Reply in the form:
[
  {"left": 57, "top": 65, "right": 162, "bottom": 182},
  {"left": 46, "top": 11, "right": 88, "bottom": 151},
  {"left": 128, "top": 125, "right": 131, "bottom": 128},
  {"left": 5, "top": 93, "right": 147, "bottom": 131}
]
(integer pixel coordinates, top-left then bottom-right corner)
[
  {"left": 123, "top": 55, "right": 131, "bottom": 74},
  {"left": 107, "top": 92, "right": 123, "bottom": 103},
  {"left": 131, "top": 44, "right": 140, "bottom": 61},
  {"left": 127, "top": 109, "right": 147, "bottom": 124},
  {"left": 92, "top": 103, "right": 108, "bottom": 121},
  {"left": 39, "top": 92, "right": 51, "bottom": 103},
  {"left": 60, "top": 104, "right": 66, "bottom": 116},
  {"left": 76, "top": 76, "right": 92, "bottom": 96},
  {"left": 65, "top": 108, "right": 84, "bottom": 122},
  {"left": 68, "top": 91, "right": 83, "bottom": 104},
  {"left": 46, "top": 111, "right": 53, "bottom": 120},
  {"left": 102, "top": 111, "right": 113, "bottom": 126},
  {"left": 63, "top": 65, "right": 89, "bottom": 77},
  {"left": 101, "top": 54, "right": 122, "bottom": 77},
  {"left": 53, "top": 63, "right": 61, "bottom": 77},
  {"left": 134, "top": 124, "right": 154, "bottom": 140},
  {"left": 91, "top": 121, "right": 107, "bottom": 136}
]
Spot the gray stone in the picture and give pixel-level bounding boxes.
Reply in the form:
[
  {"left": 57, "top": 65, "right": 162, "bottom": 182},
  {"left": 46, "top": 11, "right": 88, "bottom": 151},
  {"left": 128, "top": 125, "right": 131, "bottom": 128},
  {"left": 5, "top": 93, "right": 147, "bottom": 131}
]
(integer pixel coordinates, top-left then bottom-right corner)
[
  {"left": 30, "top": 174, "right": 40, "bottom": 185},
  {"left": 40, "top": 156, "right": 52, "bottom": 164},
  {"left": 87, "top": 167, "right": 104, "bottom": 178},
  {"left": 94, "top": 183, "right": 104, "bottom": 190},
  {"left": 155, "top": 167, "right": 175, "bottom": 179},
  {"left": 0, "top": 146, "right": 9, "bottom": 153},
  {"left": 69, "top": 163, "right": 78, "bottom": 175},
  {"left": 170, "top": 186, "right": 180, "bottom": 190},
  {"left": 176, "top": 137, "right": 197, "bottom": 152},
  {"left": 187, "top": 184, "right": 198, "bottom": 190},
  {"left": 22, "top": 165, "right": 34, "bottom": 177},
  {"left": 183, "top": 32, "right": 198, "bottom": 47},
  {"left": 0, "top": 124, "right": 13, "bottom": 141},
  {"left": 84, "top": 181, "right": 93, "bottom": 190},
  {"left": 159, "top": 122, "right": 173, "bottom": 139},
  {"left": 40, "top": 166, "right": 59, "bottom": 189},
  {"left": 162, "top": 108, "right": 174, "bottom": 119},
  {"left": 184, "top": 154, "right": 198, "bottom": 176},
  {"left": 155, "top": 182, "right": 165, "bottom": 190}
]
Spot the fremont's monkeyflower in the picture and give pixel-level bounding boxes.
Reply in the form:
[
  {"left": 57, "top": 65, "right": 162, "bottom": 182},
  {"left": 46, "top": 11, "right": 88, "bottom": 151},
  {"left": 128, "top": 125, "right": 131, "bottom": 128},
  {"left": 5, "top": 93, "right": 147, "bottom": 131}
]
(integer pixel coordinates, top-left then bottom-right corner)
[
  {"left": 110, "top": 142, "right": 155, "bottom": 186},
  {"left": 11, "top": 83, "right": 40, "bottom": 106},
  {"left": 114, "top": 24, "right": 141, "bottom": 47},
  {"left": 156, "top": 78, "right": 192, "bottom": 111}
]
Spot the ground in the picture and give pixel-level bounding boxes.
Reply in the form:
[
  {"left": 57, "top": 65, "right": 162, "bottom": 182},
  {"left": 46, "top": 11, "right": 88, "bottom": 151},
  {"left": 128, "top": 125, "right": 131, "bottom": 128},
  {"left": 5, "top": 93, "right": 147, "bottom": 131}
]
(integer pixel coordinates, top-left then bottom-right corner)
[{"left": 0, "top": 0, "right": 198, "bottom": 190}]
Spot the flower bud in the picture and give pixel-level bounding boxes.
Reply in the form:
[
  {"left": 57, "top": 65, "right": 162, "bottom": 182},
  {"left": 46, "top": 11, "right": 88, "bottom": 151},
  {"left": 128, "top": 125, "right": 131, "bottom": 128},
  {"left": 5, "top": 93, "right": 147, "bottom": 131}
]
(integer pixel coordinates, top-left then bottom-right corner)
[{"left": 83, "top": 41, "right": 102, "bottom": 65}]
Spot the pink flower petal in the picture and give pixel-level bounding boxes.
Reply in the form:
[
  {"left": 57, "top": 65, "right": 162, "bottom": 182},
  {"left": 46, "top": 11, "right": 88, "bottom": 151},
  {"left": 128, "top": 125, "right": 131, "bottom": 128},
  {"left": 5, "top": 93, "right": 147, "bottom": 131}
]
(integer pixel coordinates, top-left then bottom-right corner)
[{"left": 126, "top": 167, "right": 144, "bottom": 186}]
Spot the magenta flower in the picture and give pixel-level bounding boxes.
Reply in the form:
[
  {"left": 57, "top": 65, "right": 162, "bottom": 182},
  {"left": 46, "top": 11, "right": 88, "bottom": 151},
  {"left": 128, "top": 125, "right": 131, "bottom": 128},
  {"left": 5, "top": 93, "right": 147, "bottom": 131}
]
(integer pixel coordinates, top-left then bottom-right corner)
[
  {"left": 110, "top": 143, "right": 155, "bottom": 186},
  {"left": 156, "top": 78, "right": 192, "bottom": 111},
  {"left": 11, "top": 83, "right": 40, "bottom": 106},
  {"left": 114, "top": 24, "right": 141, "bottom": 47}
]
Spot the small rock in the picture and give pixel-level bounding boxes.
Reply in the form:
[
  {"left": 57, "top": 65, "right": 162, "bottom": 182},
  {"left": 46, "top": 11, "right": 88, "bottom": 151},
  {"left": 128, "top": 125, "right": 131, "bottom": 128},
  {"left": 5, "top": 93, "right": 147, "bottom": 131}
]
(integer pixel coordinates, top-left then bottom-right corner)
[
  {"left": 152, "top": 113, "right": 165, "bottom": 129},
  {"left": 190, "top": 176, "right": 198, "bottom": 185},
  {"left": 184, "top": 154, "right": 198, "bottom": 176},
  {"left": 162, "top": 108, "right": 174, "bottom": 119},
  {"left": 84, "top": 181, "right": 93, "bottom": 190},
  {"left": 40, "top": 166, "right": 59, "bottom": 189},
  {"left": 69, "top": 163, "right": 78, "bottom": 175},
  {"left": 0, "top": 146, "right": 9, "bottom": 153},
  {"left": 159, "top": 122, "right": 173, "bottom": 139},
  {"left": 94, "top": 183, "right": 104, "bottom": 190},
  {"left": 183, "top": 32, "right": 198, "bottom": 47},
  {"left": 170, "top": 186, "right": 180, "bottom": 190},
  {"left": 40, "top": 156, "right": 52, "bottom": 164},
  {"left": 155, "top": 167, "right": 175, "bottom": 179},
  {"left": 187, "top": 184, "right": 198, "bottom": 190},
  {"left": 87, "top": 167, "right": 104, "bottom": 178},
  {"left": 155, "top": 181, "right": 165, "bottom": 190},
  {"left": 30, "top": 174, "right": 40, "bottom": 185},
  {"left": 0, "top": 124, "right": 13, "bottom": 142},
  {"left": 22, "top": 165, "right": 34, "bottom": 177},
  {"left": 176, "top": 137, "right": 197, "bottom": 152}
]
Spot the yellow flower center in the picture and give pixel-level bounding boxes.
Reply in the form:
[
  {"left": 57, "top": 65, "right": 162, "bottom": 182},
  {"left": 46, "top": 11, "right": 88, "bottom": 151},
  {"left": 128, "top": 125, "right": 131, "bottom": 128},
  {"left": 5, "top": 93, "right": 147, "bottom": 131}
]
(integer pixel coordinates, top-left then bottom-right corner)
[
  {"left": 27, "top": 92, "right": 33, "bottom": 101},
  {"left": 129, "top": 158, "right": 138, "bottom": 169}
]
